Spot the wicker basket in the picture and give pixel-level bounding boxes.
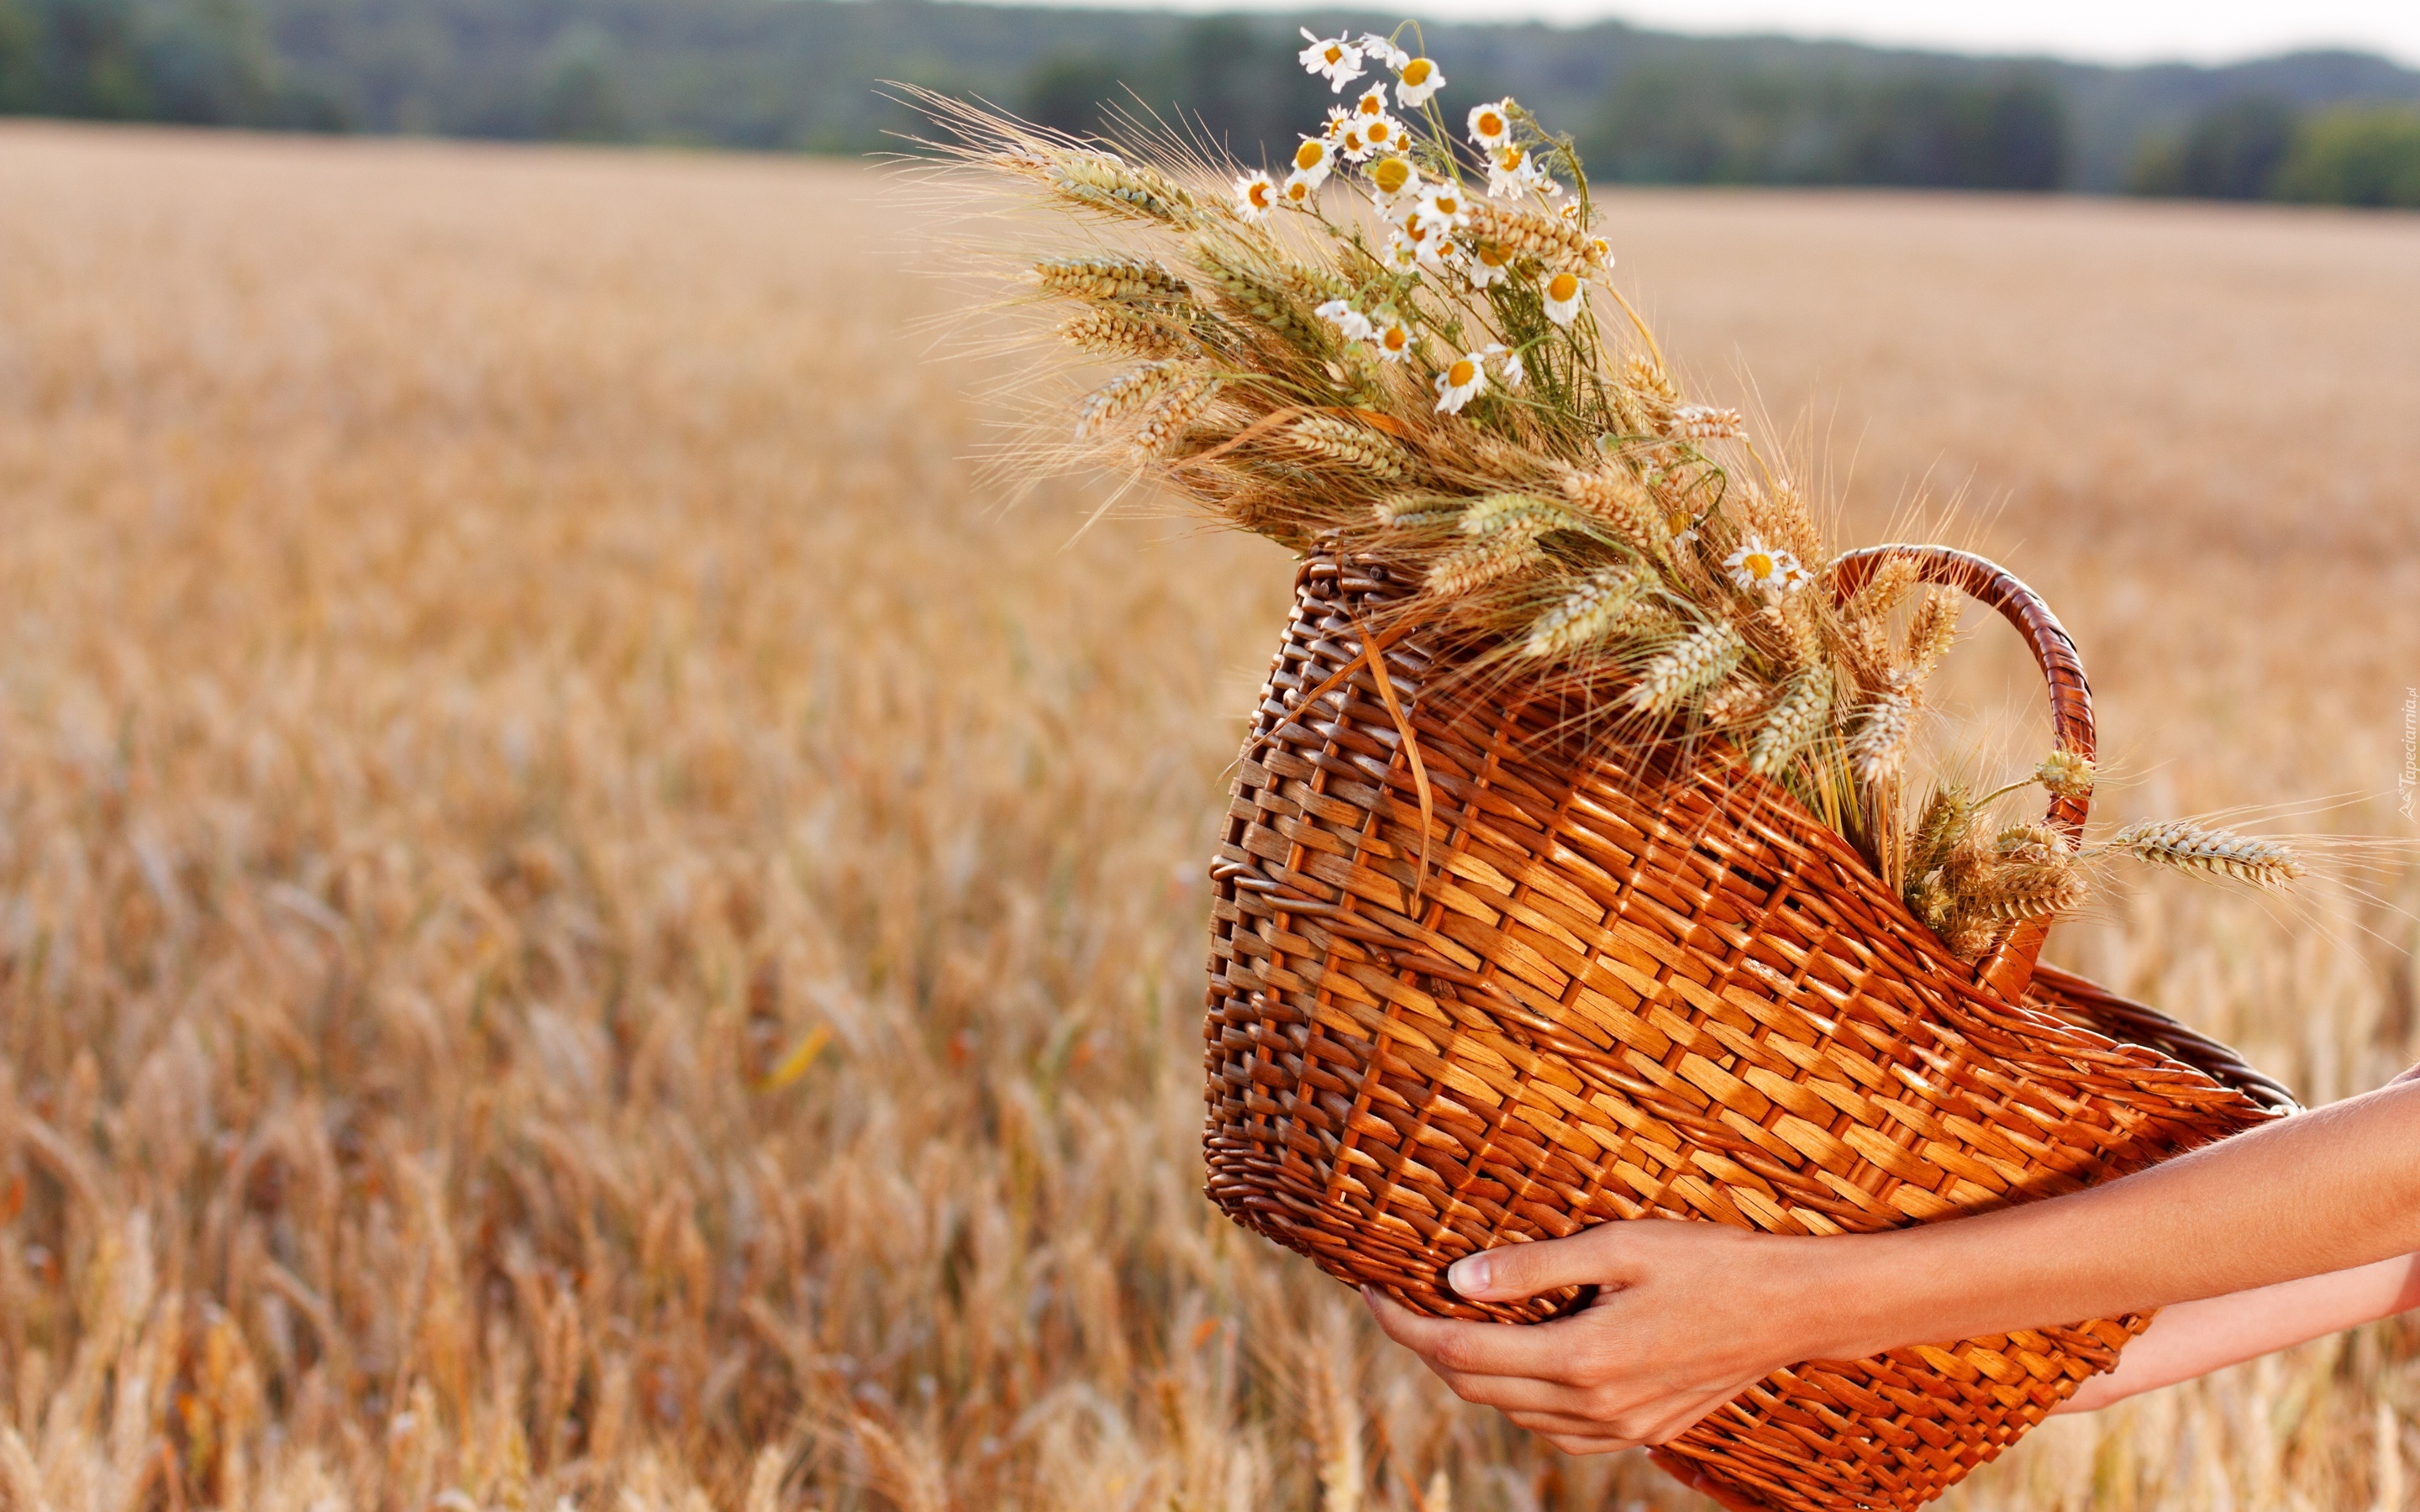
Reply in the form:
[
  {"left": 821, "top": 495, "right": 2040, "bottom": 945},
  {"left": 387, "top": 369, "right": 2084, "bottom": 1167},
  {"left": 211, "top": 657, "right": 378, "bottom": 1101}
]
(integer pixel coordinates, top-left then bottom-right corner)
[{"left": 1202, "top": 546, "right": 2296, "bottom": 1512}]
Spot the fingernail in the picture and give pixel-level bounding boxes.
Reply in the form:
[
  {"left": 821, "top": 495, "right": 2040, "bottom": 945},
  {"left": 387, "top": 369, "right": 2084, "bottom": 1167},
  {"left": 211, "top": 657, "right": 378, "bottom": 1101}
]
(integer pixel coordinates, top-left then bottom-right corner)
[{"left": 1448, "top": 1254, "right": 1490, "bottom": 1295}]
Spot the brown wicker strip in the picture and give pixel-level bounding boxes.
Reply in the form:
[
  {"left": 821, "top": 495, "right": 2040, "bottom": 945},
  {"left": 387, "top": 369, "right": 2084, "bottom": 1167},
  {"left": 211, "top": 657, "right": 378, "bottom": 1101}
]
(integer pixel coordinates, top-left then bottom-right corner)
[{"left": 1203, "top": 551, "right": 2286, "bottom": 1512}]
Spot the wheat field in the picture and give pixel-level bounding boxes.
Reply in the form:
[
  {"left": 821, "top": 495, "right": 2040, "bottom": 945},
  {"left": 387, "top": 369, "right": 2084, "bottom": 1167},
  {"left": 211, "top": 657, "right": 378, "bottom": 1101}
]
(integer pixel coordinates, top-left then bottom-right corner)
[{"left": 0, "top": 122, "right": 2414, "bottom": 1512}]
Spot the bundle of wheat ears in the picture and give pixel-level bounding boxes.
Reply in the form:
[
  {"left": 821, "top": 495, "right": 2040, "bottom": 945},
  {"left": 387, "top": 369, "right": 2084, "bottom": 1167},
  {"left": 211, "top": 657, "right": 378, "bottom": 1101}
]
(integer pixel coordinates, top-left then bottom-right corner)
[{"left": 911, "top": 25, "right": 2301, "bottom": 960}]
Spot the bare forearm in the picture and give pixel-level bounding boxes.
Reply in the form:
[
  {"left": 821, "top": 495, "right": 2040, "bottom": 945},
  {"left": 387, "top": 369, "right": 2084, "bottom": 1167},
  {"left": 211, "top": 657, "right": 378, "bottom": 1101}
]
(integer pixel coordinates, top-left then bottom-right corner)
[
  {"left": 2056, "top": 1252, "right": 2420, "bottom": 1411},
  {"left": 1791, "top": 1079, "right": 2420, "bottom": 1363}
]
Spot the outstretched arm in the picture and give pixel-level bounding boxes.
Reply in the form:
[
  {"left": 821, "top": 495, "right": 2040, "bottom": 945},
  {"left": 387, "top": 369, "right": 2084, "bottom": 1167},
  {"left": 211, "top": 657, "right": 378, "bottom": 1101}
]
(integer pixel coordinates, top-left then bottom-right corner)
[{"left": 1365, "top": 1074, "right": 2420, "bottom": 1455}]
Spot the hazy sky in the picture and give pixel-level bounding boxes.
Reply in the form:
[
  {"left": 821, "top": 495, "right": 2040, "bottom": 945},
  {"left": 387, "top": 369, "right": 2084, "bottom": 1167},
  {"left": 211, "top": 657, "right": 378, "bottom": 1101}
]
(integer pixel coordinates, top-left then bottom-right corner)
[{"left": 1013, "top": 1, "right": 2420, "bottom": 68}]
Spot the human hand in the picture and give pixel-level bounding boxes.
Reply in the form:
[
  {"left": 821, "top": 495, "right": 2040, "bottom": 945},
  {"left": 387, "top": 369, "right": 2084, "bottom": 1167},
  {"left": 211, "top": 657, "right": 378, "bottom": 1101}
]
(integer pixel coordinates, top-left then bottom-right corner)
[{"left": 1361, "top": 1219, "right": 1847, "bottom": 1455}]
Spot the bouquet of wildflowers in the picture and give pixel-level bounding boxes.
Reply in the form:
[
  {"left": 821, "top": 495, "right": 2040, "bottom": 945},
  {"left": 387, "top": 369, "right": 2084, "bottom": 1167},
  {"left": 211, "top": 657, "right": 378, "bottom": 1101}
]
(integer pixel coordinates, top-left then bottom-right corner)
[{"left": 910, "top": 24, "right": 2301, "bottom": 958}]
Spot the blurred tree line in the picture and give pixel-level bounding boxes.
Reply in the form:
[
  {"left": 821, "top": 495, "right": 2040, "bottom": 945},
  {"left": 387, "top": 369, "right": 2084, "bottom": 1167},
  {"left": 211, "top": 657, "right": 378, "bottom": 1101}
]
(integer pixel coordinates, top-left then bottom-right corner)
[
  {"left": 3, "top": 0, "right": 2417, "bottom": 209},
  {"left": 2130, "top": 97, "right": 2420, "bottom": 207},
  {"left": 0, "top": 0, "right": 341, "bottom": 124}
]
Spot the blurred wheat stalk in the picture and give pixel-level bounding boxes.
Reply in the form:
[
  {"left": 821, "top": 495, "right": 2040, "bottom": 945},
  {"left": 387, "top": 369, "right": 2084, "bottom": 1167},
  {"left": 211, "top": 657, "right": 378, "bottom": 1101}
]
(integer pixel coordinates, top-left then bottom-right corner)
[{"left": 0, "top": 123, "right": 2414, "bottom": 1512}]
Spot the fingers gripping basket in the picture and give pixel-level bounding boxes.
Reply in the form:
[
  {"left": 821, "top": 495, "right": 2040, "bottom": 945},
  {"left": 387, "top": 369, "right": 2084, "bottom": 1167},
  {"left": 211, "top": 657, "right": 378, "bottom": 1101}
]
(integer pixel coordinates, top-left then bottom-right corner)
[{"left": 1202, "top": 546, "right": 2293, "bottom": 1512}]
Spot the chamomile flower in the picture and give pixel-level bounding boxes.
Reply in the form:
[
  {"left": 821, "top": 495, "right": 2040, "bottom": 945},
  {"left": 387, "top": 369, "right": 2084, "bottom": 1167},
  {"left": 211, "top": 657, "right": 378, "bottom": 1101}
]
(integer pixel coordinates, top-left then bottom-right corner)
[
  {"left": 1360, "top": 111, "right": 1408, "bottom": 156},
  {"left": 1298, "top": 30, "right": 1365, "bottom": 91},
  {"left": 1281, "top": 172, "right": 1318, "bottom": 207},
  {"left": 1234, "top": 171, "right": 1276, "bottom": 222},
  {"left": 1588, "top": 236, "right": 1613, "bottom": 265},
  {"left": 1501, "top": 347, "right": 1528, "bottom": 387},
  {"left": 1334, "top": 120, "right": 1370, "bottom": 160},
  {"left": 1724, "top": 537, "right": 1806, "bottom": 596},
  {"left": 1466, "top": 242, "right": 1511, "bottom": 288},
  {"left": 1543, "top": 269, "right": 1586, "bottom": 326},
  {"left": 1664, "top": 506, "right": 1700, "bottom": 548},
  {"left": 1393, "top": 55, "right": 1445, "bottom": 108},
  {"left": 1365, "top": 154, "right": 1418, "bottom": 206},
  {"left": 1351, "top": 85, "right": 1389, "bottom": 121},
  {"left": 1358, "top": 32, "right": 1410, "bottom": 71},
  {"left": 1434, "top": 349, "right": 1488, "bottom": 413},
  {"left": 1487, "top": 144, "right": 1549, "bottom": 198},
  {"left": 1289, "top": 135, "right": 1334, "bottom": 188},
  {"left": 1467, "top": 99, "right": 1514, "bottom": 150},
  {"left": 1381, "top": 230, "right": 1423, "bottom": 273},
  {"left": 1413, "top": 184, "right": 1471, "bottom": 231},
  {"left": 1371, "top": 313, "right": 1413, "bottom": 362},
  {"left": 1315, "top": 299, "right": 1375, "bottom": 344}
]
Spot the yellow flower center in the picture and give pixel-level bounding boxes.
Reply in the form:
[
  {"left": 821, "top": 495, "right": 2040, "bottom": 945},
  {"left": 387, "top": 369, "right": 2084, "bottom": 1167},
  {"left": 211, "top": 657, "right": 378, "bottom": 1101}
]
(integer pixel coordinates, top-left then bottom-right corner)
[
  {"left": 1285, "top": 180, "right": 1311, "bottom": 202},
  {"left": 1366, "top": 120, "right": 1392, "bottom": 144},
  {"left": 1248, "top": 181, "right": 1273, "bottom": 208},
  {"left": 1370, "top": 157, "right": 1411, "bottom": 194},
  {"left": 1357, "top": 93, "right": 1382, "bottom": 117},
  {"left": 1434, "top": 194, "right": 1460, "bottom": 215},
  {"left": 1402, "top": 58, "right": 1433, "bottom": 85},
  {"left": 1476, "top": 110, "right": 1504, "bottom": 138},
  {"left": 1406, "top": 220, "right": 1428, "bottom": 243},
  {"left": 1381, "top": 326, "right": 1408, "bottom": 351},
  {"left": 1295, "top": 140, "right": 1324, "bottom": 171},
  {"left": 1744, "top": 553, "right": 1774, "bottom": 580},
  {"left": 1547, "top": 272, "right": 1580, "bottom": 302},
  {"left": 1323, "top": 44, "right": 1344, "bottom": 64},
  {"left": 1498, "top": 146, "right": 1525, "bottom": 169},
  {"left": 1478, "top": 245, "right": 1507, "bottom": 267},
  {"left": 1446, "top": 359, "right": 1476, "bottom": 387},
  {"left": 1666, "top": 510, "right": 1692, "bottom": 534}
]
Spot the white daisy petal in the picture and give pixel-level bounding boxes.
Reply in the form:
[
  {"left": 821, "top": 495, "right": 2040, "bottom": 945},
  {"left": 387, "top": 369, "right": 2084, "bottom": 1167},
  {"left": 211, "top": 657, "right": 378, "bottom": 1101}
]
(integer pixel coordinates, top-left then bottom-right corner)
[
  {"left": 1233, "top": 171, "right": 1276, "bottom": 223},
  {"left": 1358, "top": 33, "right": 1410, "bottom": 71},
  {"left": 1542, "top": 269, "right": 1585, "bottom": 326},
  {"left": 1298, "top": 29, "right": 1365, "bottom": 90},
  {"left": 1434, "top": 350, "right": 1487, "bottom": 413},
  {"left": 1467, "top": 99, "right": 1513, "bottom": 150},
  {"left": 1315, "top": 299, "right": 1376, "bottom": 344},
  {"left": 1393, "top": 55, "right": 1444, "bottom": 108},
  {"left": 1723, "top": 537, "right": 1803, "bottom": 595},
  {"left": 1371, "top": 314, "right": 1413, "bottom": 361}
]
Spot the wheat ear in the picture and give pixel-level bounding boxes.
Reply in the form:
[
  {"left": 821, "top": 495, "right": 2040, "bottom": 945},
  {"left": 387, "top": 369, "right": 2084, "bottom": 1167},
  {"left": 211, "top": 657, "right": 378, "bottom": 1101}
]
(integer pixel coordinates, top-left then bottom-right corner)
[
  {"left": 1058, "top": 307, "right": 1188, "bottom": 359},
  {"left": 1523, "top": 567, "right": 1649, "bottom": 659},
  {"left": 1557, "top": 467, "right": 1665, "bottom": 559},
  {"left": 1291, "top": 414, "right": 1413, "bottom": 482},
  {"left": 2107, "top": 821, "right": 2304, "bottom": 886},
  {"left": 1848, "top": 687, "right": 1916, "bottom": 783},
  {"left": 1628, "top": 622, "right": 1745, "bottom": 715},
  {"left": 1746, "top": 668, "right": 1830, "bottom": 775},
  {"left": 1073, "top": 361, "right": 1185, "bottom": 439},
  {"left": 1033, "top": 255, "right": 1192, "bottom": 303}
]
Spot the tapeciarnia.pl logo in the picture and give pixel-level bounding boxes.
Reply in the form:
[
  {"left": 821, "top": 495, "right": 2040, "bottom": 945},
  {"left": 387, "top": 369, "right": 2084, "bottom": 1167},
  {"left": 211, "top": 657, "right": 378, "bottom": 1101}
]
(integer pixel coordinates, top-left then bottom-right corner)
[{"left": 2401, "top": 687, "right": 2417, "bottom": 820}]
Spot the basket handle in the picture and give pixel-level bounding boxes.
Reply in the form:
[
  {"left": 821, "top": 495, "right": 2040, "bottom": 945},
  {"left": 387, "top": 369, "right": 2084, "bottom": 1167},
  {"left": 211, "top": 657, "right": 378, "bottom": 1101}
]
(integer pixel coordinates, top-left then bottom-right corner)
[{"left": 1828, "top": 545, "right": 2093, "bottom": 1001}]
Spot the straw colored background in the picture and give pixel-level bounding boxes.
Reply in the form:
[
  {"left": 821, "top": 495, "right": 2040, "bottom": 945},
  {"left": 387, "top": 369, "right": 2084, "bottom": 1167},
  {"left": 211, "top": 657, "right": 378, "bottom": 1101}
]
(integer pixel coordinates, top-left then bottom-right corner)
[{"left": 0, "top": 123, "right": 2414, "bottom": 1509}]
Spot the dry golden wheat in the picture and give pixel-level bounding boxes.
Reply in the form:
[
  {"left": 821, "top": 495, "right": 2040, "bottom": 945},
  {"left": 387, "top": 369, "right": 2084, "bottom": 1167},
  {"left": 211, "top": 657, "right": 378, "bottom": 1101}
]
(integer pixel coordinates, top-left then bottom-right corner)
[{"left": 0, "top": 123, "right": 2412, "bottom": 1512}]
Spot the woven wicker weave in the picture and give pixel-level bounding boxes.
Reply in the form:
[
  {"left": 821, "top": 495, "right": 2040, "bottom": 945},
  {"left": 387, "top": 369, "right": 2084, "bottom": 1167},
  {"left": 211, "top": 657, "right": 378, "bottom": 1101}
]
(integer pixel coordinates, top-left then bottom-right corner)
[{"left": 1202, "top": 547, "right": 2294, "bottom": 1512}]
